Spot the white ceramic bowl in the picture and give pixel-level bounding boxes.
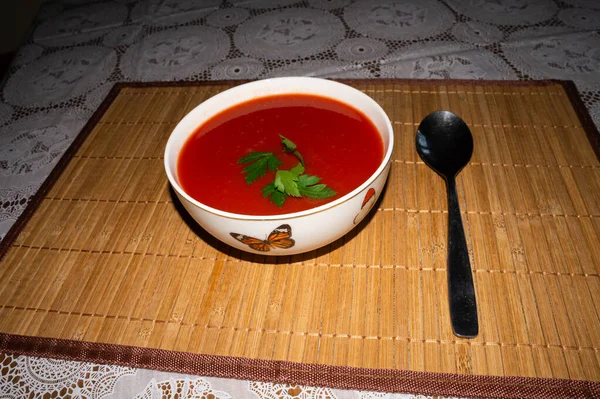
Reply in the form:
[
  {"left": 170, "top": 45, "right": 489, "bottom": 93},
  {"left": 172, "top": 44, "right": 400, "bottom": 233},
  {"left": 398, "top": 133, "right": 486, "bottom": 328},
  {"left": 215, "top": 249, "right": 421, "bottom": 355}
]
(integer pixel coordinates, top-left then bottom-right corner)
[{"left": 164, "top": 77, "right": 394, "bottom": 255}]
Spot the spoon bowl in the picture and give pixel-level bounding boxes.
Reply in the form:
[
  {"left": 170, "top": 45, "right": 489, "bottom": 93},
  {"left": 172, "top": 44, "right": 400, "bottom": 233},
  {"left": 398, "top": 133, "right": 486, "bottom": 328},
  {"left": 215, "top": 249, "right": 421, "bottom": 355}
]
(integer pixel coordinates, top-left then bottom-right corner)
[
  {"left": 416, "top": 110, "right": 474, "bottom": 179},
  {"left": 416, "top": 110, "right": 478, "bottom": 338}
]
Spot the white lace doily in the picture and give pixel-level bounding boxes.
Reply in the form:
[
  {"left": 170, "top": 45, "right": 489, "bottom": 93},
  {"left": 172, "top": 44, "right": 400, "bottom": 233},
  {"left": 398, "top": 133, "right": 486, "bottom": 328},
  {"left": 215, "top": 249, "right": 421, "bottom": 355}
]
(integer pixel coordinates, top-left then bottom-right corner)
[
  {"left": 335, "top": 38, "right": 389, "bottom": 62},
  {"left": 560, "top": 0, "right": 600, "bottom": 10},
  {"left": 234, "top": 8, "right": 345, "bottom": 59},
  {"left": 120, "top": 25, "right": 230, "bottom": 81},
  {"left": 84, "top": 83, "right": 114, "bottom": 111},
  {"left": 130, "top": 0, "right": 222, "bottom": 26},
  {"left": 266, "top": 60, "right": 374, "bottom": 78},
  {"left": 0, "top": 107, "right": 88, "bottom": 178},
  {"left": 206, "top": 7, "right": 251, "bottom": 28},
  {"left": 230, "top": 0, "right": 301, "bottom": 9},
  {"left": 451, "top": 22, "right": 504, "bottom": 45},
  {"left": 8, "top": 43, "right": 44, "bottom": 69},
  {"left": 102, "top": 25, "right": 144, "bottom": 48},
  {"left": 1, "top": 0, "right": 599, "bottom": 396},
  {"left": 4, "top": 46, "right": 117, "bottom": 107},
  {"left": 0, "top": 353, "right": 135, "bottom": 398},
  {"left": 380, "top": 42, "right": 516, "bottom": 80},
  {"left": 307, "top": 0, "right": 354, "bottom": 10},
  {"left": 445, "top": 0, "right": 557, "bottom": 25},
  {"left": 135, "top": 377, "right": 232, "bottom": 399},
  {"left": 503, "top": 28, "right": 600, "bottom": 91},
  {"left": 211, "top": 57, "right": 265, "bottom": 80},
  {"left": 0, "top": 183, "right": 40, "bottom": 240},
  {"left": 588, "top": 99, "right": 600, "bottom": 120},
  {"left": 0, "top": 102, "right": 13, "bottom": 127},
  {"left": 343, "top": 0, "right": 455, "bottom": 41},
  {"left": 33, "top": 2, "right": 129, "bottom": 46},
  {"left": 557, "top": 7, "right": 600, "bottom": 30},
  {"left": 248, "top": 381, "right": 337, "bottom": 399}
]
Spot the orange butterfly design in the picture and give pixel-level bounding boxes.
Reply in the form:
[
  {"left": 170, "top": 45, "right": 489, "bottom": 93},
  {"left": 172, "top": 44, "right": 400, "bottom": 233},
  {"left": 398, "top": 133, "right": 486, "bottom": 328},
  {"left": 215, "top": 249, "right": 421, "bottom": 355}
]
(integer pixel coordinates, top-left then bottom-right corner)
[
  {"left": 353, "top": 187, "right": 377, "bottom": 225},
  {"left": 230, "top": 224, "right": 295, "bottom": 252}
]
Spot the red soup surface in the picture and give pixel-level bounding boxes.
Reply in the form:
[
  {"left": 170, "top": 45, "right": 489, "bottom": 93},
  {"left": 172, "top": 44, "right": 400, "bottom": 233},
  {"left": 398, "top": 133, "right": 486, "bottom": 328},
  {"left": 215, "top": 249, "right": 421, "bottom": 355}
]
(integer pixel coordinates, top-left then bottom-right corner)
[{"left": 178, "top": 93, "right": 384, "bottom": 215}]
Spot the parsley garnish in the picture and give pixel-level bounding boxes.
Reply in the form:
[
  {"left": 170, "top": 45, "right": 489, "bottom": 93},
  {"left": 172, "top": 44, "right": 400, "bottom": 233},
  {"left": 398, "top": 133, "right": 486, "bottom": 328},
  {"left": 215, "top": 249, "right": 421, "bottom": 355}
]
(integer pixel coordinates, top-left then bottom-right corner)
[
  {"left": 274, "top": 164, "right": 304, "bottom": 197},
  {"left": 262, "top": 182, "right": 286, "bottom": 207},
  {"left": 238, "top": 152, "right": 283, "bottom": 184},
  {"left": 239, "top": 136, "right": 336, "bottom": 207},
  {"left": 297, "top": 174, "right": 337, "bottom": 199},
  {"left": 280, "top": 134, "right": 305, "bottom": 166}
]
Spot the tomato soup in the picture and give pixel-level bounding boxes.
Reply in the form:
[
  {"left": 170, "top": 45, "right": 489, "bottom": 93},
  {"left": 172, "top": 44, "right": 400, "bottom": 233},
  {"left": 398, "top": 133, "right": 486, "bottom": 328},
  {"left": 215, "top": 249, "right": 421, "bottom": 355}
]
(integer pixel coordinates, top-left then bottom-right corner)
[{"left": 177, "top": 94, "right": 384, "bottom": 215}]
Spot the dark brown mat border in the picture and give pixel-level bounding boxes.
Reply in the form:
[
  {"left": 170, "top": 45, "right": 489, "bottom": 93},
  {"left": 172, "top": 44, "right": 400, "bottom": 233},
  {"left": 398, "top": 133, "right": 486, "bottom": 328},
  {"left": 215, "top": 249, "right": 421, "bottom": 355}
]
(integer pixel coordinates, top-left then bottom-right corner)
[
  {"left": 1, "top": 79, "right": 599, "bottom": 398},
  {"left": 1, "top": 334, "right": 598, "bottom": 399}
]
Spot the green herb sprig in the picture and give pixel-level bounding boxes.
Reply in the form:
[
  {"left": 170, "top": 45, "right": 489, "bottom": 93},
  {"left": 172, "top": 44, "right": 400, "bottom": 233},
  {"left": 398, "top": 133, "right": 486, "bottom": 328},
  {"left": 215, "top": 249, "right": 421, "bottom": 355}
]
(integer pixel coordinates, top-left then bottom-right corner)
[
  {"left": 238, "top": 152, "right": 282, "bottom": 184},
  {"left": 280, "top": 134, "right": 304, "bottom": 166},
  {"left": 238, "top": 135, "right": 336, "bottom": 207}
]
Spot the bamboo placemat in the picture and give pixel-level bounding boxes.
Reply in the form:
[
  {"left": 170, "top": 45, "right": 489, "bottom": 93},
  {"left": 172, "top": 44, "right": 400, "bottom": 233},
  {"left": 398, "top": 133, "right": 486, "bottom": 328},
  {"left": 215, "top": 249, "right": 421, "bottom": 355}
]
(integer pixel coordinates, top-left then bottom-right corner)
[{"left": 1, "top": 80, "right": 599, "bottom": 398}]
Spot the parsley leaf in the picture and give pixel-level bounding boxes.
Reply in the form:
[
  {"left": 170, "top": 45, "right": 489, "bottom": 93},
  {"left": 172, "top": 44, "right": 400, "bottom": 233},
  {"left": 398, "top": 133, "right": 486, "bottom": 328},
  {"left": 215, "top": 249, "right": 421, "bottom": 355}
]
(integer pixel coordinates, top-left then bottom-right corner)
[
  {"left": 280, "top": 135, "right": 296, "bottom": 151},
  {"left": 297, "top": 174, "right": 320, "bottom": 186},
  {"left": 280, "top": 134, "right": 305, "bottom": 166},
  {"left": 238, "top": 152, "right": 272, "bottom": 163},
  {"left": 290, "top": 162, "right": 305, "bottom": 176},
  {"left": 297, "top": 174, "right": 337, "bottom": 199},
  {"left": 274, "top": 162, "right": 304, "bottom": 198},
  {"left": 262, "top": 182, "right": 287, "bottom": 207},
  {"left": 274, "top": 170, "right": 301, "bottom": 197},
  {"left": 238, "top": 152, "right": 282, "bottom": 184},
  {"left": 266, "top": 155, "right": 282, "bottom": 172}
]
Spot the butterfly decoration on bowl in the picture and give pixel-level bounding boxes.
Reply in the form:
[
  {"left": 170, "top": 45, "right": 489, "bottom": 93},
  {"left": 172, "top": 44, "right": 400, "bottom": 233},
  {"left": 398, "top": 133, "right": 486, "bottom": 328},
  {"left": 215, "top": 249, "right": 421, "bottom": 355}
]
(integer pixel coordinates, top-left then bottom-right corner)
[
  {"left": 353, "top": 188, "right": 377, "bottom": 225},
  {"left": 230, "top": 224, "right": 295, "bottom": 252}
]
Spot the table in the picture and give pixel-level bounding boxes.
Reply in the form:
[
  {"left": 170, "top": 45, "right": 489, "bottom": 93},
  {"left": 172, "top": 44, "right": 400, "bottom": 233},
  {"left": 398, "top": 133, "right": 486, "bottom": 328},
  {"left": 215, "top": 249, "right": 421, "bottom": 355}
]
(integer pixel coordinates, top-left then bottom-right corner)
[{"left": 1, "top": 0, "right": 599, "bottom": 397}]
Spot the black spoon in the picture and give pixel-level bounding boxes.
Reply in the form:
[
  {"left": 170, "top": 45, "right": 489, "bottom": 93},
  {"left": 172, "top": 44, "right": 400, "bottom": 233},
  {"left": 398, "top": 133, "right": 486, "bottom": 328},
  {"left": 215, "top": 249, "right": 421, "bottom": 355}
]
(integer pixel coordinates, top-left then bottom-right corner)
[{"left": 415, "top": 110, "right": 478, "bottom": 338}]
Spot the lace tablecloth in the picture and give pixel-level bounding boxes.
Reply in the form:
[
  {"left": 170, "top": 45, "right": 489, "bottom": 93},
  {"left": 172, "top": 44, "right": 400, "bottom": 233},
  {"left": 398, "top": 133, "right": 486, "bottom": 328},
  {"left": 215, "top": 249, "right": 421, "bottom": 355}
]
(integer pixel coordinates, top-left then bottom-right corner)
[{"left": 1, "top": 0, "right": 599, "bottom": 397}]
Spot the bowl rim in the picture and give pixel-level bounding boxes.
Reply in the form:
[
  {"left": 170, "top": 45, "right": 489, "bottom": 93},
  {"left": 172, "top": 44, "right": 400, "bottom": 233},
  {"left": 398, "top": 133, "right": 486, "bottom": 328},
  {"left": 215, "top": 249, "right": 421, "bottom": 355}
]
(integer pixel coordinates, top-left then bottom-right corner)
[{"left": 164, "top": 77, "right": 394, "bottom": 221}]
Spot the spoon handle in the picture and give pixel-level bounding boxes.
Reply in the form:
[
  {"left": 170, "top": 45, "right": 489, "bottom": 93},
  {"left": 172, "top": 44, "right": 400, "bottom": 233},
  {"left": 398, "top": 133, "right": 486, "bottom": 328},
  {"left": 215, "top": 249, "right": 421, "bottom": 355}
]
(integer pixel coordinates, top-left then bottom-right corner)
[{"left": 446, "top": 177, "right": 478, "bottom": 338}]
